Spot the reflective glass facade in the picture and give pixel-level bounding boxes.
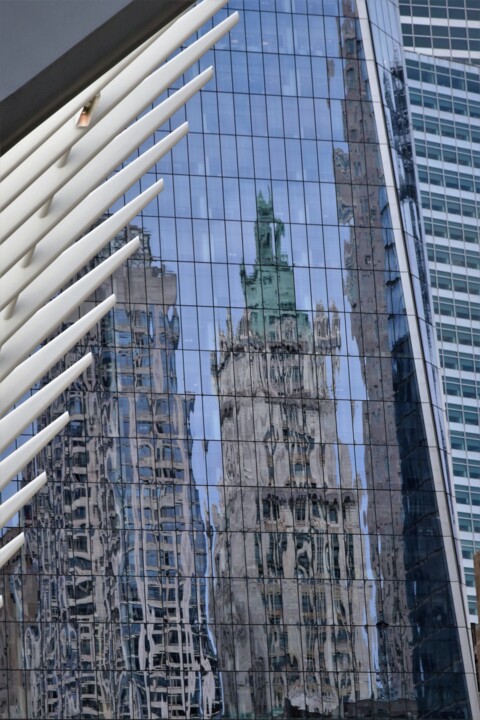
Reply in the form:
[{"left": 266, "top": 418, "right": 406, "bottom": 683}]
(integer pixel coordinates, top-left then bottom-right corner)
[{"left": 1, "top": 1, "right": 478, "bottom": 718}]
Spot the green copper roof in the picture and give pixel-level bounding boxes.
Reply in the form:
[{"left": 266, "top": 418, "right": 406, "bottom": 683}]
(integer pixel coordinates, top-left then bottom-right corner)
[{"left": 240, "top": 192, "right": 310, "bottom": 341}]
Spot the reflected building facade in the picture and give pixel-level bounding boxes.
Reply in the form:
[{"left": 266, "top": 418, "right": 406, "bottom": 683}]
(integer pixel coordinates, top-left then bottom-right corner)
[
  {"left": 211, "top": 192, "right": 415, "bottom": 717},
  {"left": 12, "top": 229, "right": 221, "bottom": 719},
  {"left": 1, "top": 0, "right": 479, "bottom": 718}
]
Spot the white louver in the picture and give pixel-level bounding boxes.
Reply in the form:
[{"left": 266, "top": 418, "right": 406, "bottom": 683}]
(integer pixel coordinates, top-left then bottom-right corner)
[{"left": 0, "top": 0, "right": 238, "bottom": 609}]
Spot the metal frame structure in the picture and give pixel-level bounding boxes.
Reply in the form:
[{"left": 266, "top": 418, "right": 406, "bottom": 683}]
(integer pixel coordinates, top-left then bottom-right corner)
[{"left": 0, "top": 0, "right": 238, "bottom": 609}]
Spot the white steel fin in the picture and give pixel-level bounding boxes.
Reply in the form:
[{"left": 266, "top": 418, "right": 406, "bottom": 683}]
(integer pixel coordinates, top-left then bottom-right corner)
[
  {"left": 0, "top": 296, "right": 116, "bottom": 414},
  {"left": 0, "top": 534, "right": 25, "bottom": 572},
  {"left": 0, "top": 357, "right": 92, "bottom": 455},
  {"left": 0, "top": 474, "right": 48, "bottom": 529},
  {"left": 1, "top": 185, "right": 161, "bottom": 336},
  {"left": 0, "top": 123, "right": 187, "bottom": 307},
  {"left": 0, "top": 414, "right": 69, "bottom": 491},
  {"left": 0, "top": 237, "right": 140, "bottom": 379}
]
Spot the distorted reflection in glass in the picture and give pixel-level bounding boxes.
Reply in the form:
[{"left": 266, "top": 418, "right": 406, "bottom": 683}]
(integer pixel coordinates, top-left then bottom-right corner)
[
  {"left": 0, "top": 1, "right": 475, "bottom": 719},
  {"left": 15, "top": 233, "right": 221, "bottom": 719}
]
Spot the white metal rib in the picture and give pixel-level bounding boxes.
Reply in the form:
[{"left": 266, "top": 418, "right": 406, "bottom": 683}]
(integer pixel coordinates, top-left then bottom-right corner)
[
  {"left": 0, "top": 238, "right": 140, "bottom": 379},
  {"left": 0, "top": 12, "right": 238, "bottom": 238},
  {"left": 0, "top": 534, "right": 25, "bottom": 572},
  {"left": 1, "top": 71, "right": 211, "bottom": 270},
  {"left": 0, "top": 414, "right": 69, "bottom": 491},
  {"left": 0, "top": 296, "right": 116, "bottom": 414},
  {"left": 0, "top": 357, "right": 92, "bottom": 455},
  {"left": 0, "top": 124, "right": 187, "bottom": 310},
  {"left": 0, "top": 178, "right": 164, "bottom": 335},
  {"left": 0, "top": 473, "right": 48, "bottom": 529}
]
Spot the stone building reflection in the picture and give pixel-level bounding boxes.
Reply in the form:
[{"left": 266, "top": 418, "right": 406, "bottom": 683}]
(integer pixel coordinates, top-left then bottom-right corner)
[
  {"left": 1, "top": 2, "right": 474, "bottom": 717},
  {"left": 211, "top": 192, "right": 395, "bottom": 718},
  {"left": 11, "top": 228, "right": 221, "bottom": 719},
  {"left": 208, "top": 10, "right": 434, "bottom": 713}
]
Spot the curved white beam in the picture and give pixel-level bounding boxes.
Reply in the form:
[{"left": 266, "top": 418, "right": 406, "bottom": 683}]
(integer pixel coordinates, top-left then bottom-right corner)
[
  {"left": 1, "top": 187, "right": 160, "bottom": 337},
  {"left": 0, "top": 473, "right": 48, "bottom": 529},
  {"left": 0, "top": 122, "right": 187, "bottom": 309},
  {"left": 0, "top": 12, "right": 238, "bottom": 238},
  {"left": 0, "top": 532, "right": 25, "bottom": 609},
  {"left": 0, "top": 356, "right": 92, "bottom": 455},
  {"left": 0, "top": 533, "right": 25, "bottom": 571},
  {"left": 0, "top": 296, "right": 116, "bottom": 414},
  {"left": 0, "top": 414, "right": 69, "bottom": 491},
  {"left": 0, "top": 238, "right": 140, "bottom": 379}
]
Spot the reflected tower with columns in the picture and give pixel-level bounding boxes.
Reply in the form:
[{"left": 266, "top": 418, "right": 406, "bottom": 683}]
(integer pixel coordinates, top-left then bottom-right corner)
[{"left": 211, "top": 192, "right": 376, "bottom": 718}]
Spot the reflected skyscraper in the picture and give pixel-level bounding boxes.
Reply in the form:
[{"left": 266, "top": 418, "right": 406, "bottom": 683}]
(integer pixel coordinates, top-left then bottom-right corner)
[
  {"left": 210, "top": 183, "right": 419, "bottom": 717},
  {"left": 1, "top": 1, "right": 479, "bottom": 718},
  {"left": 11, "top": 229, "right": 221, "bottom": 719},
  {"left": 212, "top": 193, "right": 372, "bottom": 716}
]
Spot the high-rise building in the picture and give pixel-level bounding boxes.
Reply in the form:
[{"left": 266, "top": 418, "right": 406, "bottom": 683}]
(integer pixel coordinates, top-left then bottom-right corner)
[
  {"left": 1, "top": 0, "right": 479, "bottom": 718},
  {"left": 400, "top": 0, "right": 480, "bottom": 65},
  {"left": 398, "top": 0, "right": 480, "bottom": 623}
]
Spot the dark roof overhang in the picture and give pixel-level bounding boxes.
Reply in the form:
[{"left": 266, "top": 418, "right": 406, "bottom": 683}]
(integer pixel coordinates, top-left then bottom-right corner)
[{"left": 0, "top": 0, "right": 193, "bottom": 154}]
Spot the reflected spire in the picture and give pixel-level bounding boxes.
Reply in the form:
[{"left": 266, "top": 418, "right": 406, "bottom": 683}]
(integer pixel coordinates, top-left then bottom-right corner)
[{"left": 240, "top": 192, "right": 310, "bottom": 343}]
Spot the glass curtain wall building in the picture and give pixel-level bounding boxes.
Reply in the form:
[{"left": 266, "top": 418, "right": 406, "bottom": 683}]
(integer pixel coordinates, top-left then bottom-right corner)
[
  {"left": 398, "top": 0, "right": 480, "bottom": 622},
  {"left": 1, "top": 0, "right": 478, "bottom": 718}
]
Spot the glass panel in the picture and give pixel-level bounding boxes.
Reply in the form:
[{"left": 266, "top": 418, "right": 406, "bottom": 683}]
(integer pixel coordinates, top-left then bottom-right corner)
[{"left": 1, "top": 3, "right": 475, "bottom": 719}]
